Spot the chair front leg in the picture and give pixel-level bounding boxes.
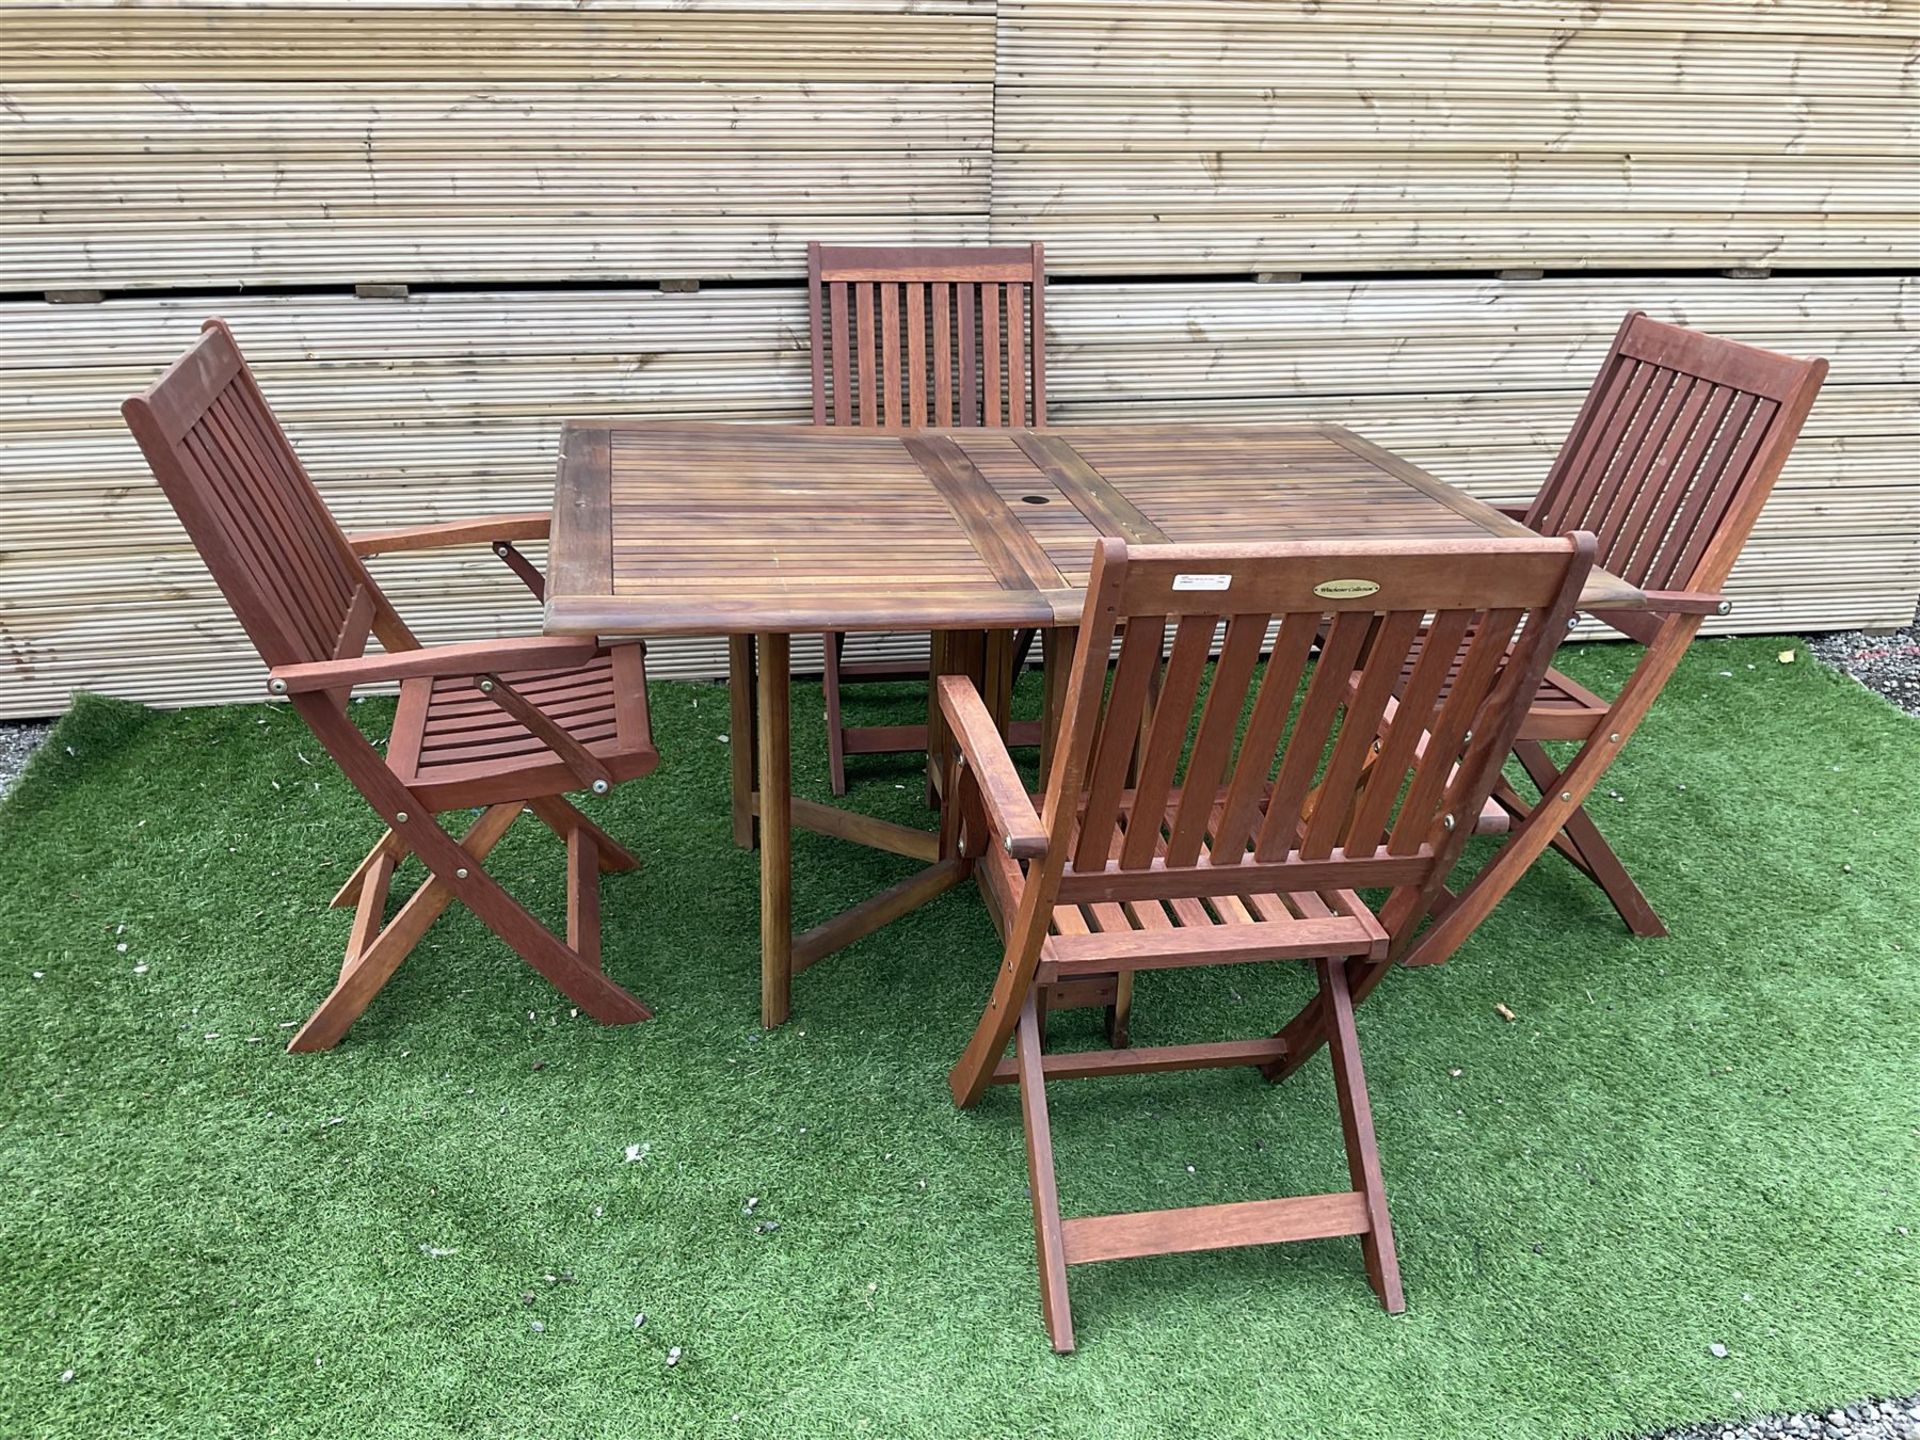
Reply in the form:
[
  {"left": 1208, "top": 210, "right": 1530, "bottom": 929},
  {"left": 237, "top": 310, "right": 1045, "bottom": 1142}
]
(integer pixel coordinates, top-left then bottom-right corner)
[
  {"left": 292, "top": 802, "right": 523, "bottom": 1051},
  {"left": 1016, "top": 994, "right": 1076, "bottom": 1352},
  {"left": 1319, "top": 957, "right": 1404, "bottom": 1313}
]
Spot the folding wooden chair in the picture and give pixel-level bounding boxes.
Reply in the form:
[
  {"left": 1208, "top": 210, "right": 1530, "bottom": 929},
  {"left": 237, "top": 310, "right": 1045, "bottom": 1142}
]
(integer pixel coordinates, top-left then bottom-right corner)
[
  {"left": 122, "top": 318, "right": 658, "bottom": 1051},
  {"left": 1387, "top": 314, "right": 1827, "bottom": 968},
  {"left": 808, "top": 241, "right": 1048, "bottom": 794},
  {"left": 938, "top": 532, "right": 1595, "bottom": 1350}
]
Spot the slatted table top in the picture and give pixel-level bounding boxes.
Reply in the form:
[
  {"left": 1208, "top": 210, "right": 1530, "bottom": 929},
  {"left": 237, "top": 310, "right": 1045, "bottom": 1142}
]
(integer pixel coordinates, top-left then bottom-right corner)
[{"left": 545, "top": 420, "right": 1644, "bottom": 634}]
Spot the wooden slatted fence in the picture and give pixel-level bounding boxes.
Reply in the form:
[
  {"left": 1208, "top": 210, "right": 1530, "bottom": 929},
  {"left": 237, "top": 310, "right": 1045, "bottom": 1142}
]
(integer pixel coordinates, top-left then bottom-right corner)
[
  {"left": 0, "top": 0, "right": 1914, "bottom": 714},
  {"left": 1, "top": 275, "right": 1911, "bottom": 715}
]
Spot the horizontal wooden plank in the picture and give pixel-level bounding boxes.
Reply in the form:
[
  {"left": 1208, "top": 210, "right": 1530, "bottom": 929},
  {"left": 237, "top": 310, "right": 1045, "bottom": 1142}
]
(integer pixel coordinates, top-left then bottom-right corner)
[{"left": 1060, "top": 1192, "right": 1371, "bottom": 1266}]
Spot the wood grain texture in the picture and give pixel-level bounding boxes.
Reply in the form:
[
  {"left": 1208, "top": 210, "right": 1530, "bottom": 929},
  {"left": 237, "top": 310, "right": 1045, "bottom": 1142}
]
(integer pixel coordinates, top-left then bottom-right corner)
[{"left": 546, "top": 421, "right": 1646, "bottom": 635}]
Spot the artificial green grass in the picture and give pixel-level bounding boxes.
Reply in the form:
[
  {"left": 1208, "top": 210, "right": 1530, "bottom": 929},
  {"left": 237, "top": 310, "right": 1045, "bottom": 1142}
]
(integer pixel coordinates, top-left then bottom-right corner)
[{"left": 1, "top": 635, "right": 1914, "bottom": 1440}]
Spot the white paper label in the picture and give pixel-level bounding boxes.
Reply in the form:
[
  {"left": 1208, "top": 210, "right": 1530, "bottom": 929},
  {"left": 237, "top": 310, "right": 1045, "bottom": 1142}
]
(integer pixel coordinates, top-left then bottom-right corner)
[{"left": 1171, "top": 573, "right": 1232, "bottom": 592}]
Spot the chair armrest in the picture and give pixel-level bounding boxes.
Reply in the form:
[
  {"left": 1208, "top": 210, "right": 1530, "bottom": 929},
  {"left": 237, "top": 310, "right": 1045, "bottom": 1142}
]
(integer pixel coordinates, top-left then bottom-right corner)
[
  {"left": 268, "top": 635, "right": 599, "bottom": 695},
  {"left": 348, "top": 512, "right": 550, "bottom": 558},
  {"left": 1638, "top": 589, "right": 1731, "bottom": 617},
  {"left": 936, "top": 675, "right": 1047, "bottom": 860}
]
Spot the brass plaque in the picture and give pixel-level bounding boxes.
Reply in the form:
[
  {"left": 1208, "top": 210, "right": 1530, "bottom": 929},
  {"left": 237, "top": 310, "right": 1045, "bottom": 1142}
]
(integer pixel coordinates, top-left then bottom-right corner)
[{"left": 1313, "top": 578, "right": 1382, "bottom": 600}]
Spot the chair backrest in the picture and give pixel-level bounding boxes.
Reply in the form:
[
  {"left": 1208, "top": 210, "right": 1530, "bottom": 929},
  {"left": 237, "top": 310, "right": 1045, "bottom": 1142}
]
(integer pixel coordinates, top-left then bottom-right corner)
[
  {"left": 1526, "top": 311, "right": 1827, "bottom": 597},
  {"left": 1036, "top": 536, "right": 1593, "bottom": 952},
  {"left": 121, "top": 318, "right": 408, "bottom": 676},
  {"left": 808, "top": 242, "right": 1046, "bottom": 428}
]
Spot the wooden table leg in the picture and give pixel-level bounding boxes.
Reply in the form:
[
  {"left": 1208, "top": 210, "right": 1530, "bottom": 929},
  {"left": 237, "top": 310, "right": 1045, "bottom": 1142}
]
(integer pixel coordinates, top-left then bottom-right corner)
[
  {"left": 983, "top": 628, "right": 1015, "bottom": 737},
  {"left": 729, "top": 634, "right": 758, "bottom": 851},
  {"left": 1039, "top": 627, "right": 1075, "bottom": 776},
  {"left": 756, "top": 632, "right": 793, "bottom": 1027},
  {"left": 925, "top": 631, "right": 948, "bottom": 806}
]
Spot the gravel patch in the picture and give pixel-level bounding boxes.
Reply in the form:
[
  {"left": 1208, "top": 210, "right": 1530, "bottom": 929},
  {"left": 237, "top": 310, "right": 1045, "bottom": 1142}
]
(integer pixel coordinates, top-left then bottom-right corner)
[
  {"left": 1807, "top": 599, "right": 1920, "bottom": 717},
  {"left": 1641, "top": 1394, "right": 1920, "bottom": 1440},
  {"left": 0, "top": 719, "right": 53, "bottom": 801}
]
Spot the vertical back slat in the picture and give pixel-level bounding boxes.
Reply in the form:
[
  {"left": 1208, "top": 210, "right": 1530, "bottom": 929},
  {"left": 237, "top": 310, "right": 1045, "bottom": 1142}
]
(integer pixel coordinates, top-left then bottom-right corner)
[
  {"left": 1386, "top": 610, "right": 1520, "bottom": 856},
  {"left": 828, "top": 282, "right": 853, "bottom": 426},
  {"left": 1656, "top": 397, "right": 1778, "bottom": 589},
  {"left": 1029, "top": 246, "right": 1047, "bottom": 423},
  {"left": 1117, "top": 613, "right": 1217, "bottom": 869},
  {"left": 958, "top": 281, "right": 978, "bottom": 425},
  {"left": 219, "top": 386, "right": 354, "bottom": 616},
  {"left": 981, "top": 282, "right": 1003, "bottom": 427},
  {"left": 1527, "top": 313, "right": 1825, "bottom": 596},
  {"left": 1592, "top": 371, "right": 1691, "bottom": 554},
  {"left": 122, "top": 321, "right": 388, "bottom": 673},
  {"left": 854, "top": 283, "right": 877, "bottom": 426},
  {"left": 198, "top": 397, "right": 344, "bottom": 656},
  {"left": 906, "top": 282, "right": 928, "bottom": 427},
  {"left": 1210, "top": 615, "right": 1318, "bottom": 860},
  {"left": 1253, "top": 611, "right": 1374, "bottom": 862},
  {"left": 1640, "top": 390, "right": 1758, "bottom": 588},
  {"left": 880, "top": 283, "right": 902, "bottom": 428},
  {"left": 932, "top": 284, "right": 953, "bottom": 426},
  {"left": 1534, "top": 356, "right": 1639, "bottom": 532},
  {"left": 1162, "top": 612, "right": 1269, "bottom": 866},
  {"left": 1007, "top": 285, "right": 1028, "bottom": 428},
  {"left": 1577, "top": 364, "right": 1671, "bottom": 536},
  {"left": 807, "top": 243, "right": 827, "bottom": 425},
  {"left": 1606, "top": 375, "right": 1708, "bottom": 569},
  {"left": 1300, "top": 610, "right": 1425, "bottom": 860},
  {"left": 1620, "top": 383, "right": 1737, "bottom": 583},
  {"left": 182, "top": 423, "right": 324, "bottom": 656},
  {"left": 808, "top": 247, "right": 1047, "bottom": 432},
  {"left": 1341, "top": 608, "right": 1476, "bottom": 855},
  {"left": 1071, "top": 617, "right": 1167, "bottom": 872}
]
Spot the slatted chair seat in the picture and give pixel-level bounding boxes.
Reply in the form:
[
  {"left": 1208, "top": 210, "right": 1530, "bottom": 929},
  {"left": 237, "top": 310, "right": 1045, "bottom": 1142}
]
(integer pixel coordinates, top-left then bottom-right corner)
[
  {"left": 975, "top": 795, "right": 1387, "bottom": 972},
  {"left": 389, "top": 649, "right": 657, "bottom": 810},
  {"left": 936, "top": 534, "right": 1595, "bottom": 1351}
]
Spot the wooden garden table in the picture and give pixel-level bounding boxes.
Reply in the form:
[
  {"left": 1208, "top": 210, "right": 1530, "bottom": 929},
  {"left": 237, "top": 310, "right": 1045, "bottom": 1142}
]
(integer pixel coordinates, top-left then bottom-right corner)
[{"left": 543, "top": 419, "right": 1647, "bottom": 1028}]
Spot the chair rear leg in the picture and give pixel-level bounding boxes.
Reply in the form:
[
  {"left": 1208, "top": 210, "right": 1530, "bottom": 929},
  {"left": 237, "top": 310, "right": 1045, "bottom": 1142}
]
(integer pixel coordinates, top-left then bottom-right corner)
[
  {"left": 1105, "top": 970, "right": 1134, "bottom": 1048},
  {"left": 568, "top": 826, "right": 602, "bottom": 971},
  {"left": 1512, "top": 739, "right": 1665, "bottom": 938},
  {"left": 1016, "top": 995, "right": 1076, "bottom": 1353},
  {"left": 823, "top": 630, "right": 849, "bottom": 796},
  {"left": 528, "top": 794, "right": 640, "bottom": 873},
  {"left": 1319, "top": 958, "right": 1404, "bottom": 1313},
  {"left": 332, "top": 828, "right": 405, "bottom": 908}
]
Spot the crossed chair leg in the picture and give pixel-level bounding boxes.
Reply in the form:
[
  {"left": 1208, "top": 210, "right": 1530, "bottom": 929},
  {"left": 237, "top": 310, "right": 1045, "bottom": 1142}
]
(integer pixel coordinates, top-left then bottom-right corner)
[
  {"left": 1003, "top": 956, "right": 1404, "bottom": 1353},
  {"left": 289, "top": 795, "right": 651, "bottom": 1052}
]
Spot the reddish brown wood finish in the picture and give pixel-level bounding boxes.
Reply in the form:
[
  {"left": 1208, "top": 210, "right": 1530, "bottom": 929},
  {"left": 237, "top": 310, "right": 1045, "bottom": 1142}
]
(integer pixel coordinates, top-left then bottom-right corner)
[
  {"left": 939, "top": 533, "right": 1594, "bottom": 1349},
  {"left": 121, "top": 320, "right": 659, "bottom": 1050},
  {"left": 550, "top": 418, "right": 1646, "bottom": 1033},
  {"left": 1267, "top": 314, "right": 1827, "bottom": 1097},
  {"left": 809, "top": 242, "right": 1049, "bottom": 794},
  {"left": 1446, "top": 316, "right": 1827, "bottom": 937}
]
